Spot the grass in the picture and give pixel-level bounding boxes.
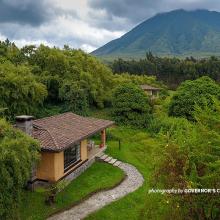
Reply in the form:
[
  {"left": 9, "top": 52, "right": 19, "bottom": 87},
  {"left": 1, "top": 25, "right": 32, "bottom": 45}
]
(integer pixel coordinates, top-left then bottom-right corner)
[
  {"left": 84, "top": 126, "right": 170, "bottom": 220},
  {"left": 19, "top": 162, "right": 125, "bottom": 220}
]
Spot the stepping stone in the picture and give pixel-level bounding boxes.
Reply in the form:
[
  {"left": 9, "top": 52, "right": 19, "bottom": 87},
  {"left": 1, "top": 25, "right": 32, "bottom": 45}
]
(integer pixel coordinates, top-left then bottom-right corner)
[
  {"left": 104, "top": 156, "right": 112, "bottom": 162},
  {"left": 114, "top": 161, "right": 121, "bottom": 167},
  {"left": 109, "top": 158, "right": 117, "bottom": 164},
  {"left": 97, "top": 152, "right": 104, "bottom": 157},
  {"left": 100, "top": 154, "right": 108, "bottom": 160}
]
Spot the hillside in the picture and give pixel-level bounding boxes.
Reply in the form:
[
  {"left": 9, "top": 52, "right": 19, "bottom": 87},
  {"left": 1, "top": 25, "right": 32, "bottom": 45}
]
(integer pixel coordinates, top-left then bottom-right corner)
[{"left": 92, "top": 9, "right": 220, "bottom": 59}]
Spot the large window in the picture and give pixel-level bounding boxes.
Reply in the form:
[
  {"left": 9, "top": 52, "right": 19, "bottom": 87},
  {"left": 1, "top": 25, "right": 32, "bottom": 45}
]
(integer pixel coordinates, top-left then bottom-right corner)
[{"left": 64, "top": 144, "right": 81, "bottom": 171}]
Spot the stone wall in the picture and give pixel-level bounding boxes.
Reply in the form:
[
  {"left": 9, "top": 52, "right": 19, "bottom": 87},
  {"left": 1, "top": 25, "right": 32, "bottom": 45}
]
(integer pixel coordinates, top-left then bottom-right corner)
[{"left": 64, "top": 157, "right": 96, "bottom": 182}]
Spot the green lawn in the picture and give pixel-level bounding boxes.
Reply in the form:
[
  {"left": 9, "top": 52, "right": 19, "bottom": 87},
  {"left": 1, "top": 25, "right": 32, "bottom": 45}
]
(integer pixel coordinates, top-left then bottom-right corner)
[
  {"left": 85, "top": 126, "right": 169, "bottom": 220},
  {"left": 19, "top": 162, "right": 125, "bottom": 220}
]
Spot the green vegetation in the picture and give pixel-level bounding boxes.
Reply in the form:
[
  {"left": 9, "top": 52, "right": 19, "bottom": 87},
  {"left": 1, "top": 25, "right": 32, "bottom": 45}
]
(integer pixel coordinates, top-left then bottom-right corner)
[
  {"left": 112, "top": 83, "right": 151, "bottom": 127},
  {"left": 155, "top": 103, "right": 220, "bottom": 219},
  {"left": 19, "top": 162, "right": 124, "bottom": 220},
  {"left": 111, "top": 53, "right": 220, "bottom": 89},
  {"left": 0, "top": 61, "right": 47, "bottom": 120},
  {"left": 86, "top": 101, "right": 220, "bottom": 219},
  {"left": 0, "top": 40, "right": 158, "bottom": 119},
  {"left": 0, "top": 119, "right": 39, "bottom": 219},
  {"left": 169, "top": 76, "right": 220, "bottom": 120},
  {"left": 1, "top": 38, "right": 220, "bottom": 219},
  {"left": 92, "top": 9, "right": 220, "bottom": 59},
  {"left": 85, "top": 126, "right": 167, "bottom": 220}
]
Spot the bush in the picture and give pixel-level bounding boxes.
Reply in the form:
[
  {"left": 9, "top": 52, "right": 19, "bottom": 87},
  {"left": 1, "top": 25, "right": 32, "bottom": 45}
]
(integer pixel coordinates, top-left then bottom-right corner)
[
  {"left": 168, "top": 76, "right": 220, "bottom": 120},
  {"left": 0, "top": 119, "right": 39, "bottom": 219},
  {"left": 112, "top": 83, "right": 151, "bottom": 127},
  {"left": 154, "top": 103, "right": 220, "bottom": 219},
  {"left": 148, "top": 116, "right": 191, "bottom": 136}
]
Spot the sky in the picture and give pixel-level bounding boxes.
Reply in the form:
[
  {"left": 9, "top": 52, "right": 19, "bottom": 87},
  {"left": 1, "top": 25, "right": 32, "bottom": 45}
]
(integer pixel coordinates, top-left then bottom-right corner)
[{"left": 0, "top": 0, "right": 219, "bottom": 52}]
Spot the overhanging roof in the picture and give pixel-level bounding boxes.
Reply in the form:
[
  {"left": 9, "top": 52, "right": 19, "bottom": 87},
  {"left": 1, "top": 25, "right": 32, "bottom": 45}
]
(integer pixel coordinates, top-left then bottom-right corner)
[
  {"left": 140, "top": 84, "right": 161, "bottom": 91},
  {"left": 32, "top": 112, "right": 114, "bottom": 152}
]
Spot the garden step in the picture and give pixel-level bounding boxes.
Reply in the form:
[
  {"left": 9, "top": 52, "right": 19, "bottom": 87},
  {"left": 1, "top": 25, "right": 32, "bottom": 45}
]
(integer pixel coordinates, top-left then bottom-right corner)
[
  {"left": 104, "top": 156, "right": 112, "bottom": 162},
  {"left": 97, "top": 152, "right": 105, "bottom": 158},
  {"left": 108, "top": 158, "right": 117, "bottom": 164},
  {"left": 114, "top": 161, "right": 122, "bottom": 167},
  {"left": 100, "top": 154, "right": 108, "bottom": 160}
]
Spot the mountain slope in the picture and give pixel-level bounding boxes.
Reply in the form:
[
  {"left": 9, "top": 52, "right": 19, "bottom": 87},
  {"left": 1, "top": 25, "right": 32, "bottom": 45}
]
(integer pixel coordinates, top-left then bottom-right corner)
[{"left": 92, "top": 9, "right": 220, "bottom": 58}]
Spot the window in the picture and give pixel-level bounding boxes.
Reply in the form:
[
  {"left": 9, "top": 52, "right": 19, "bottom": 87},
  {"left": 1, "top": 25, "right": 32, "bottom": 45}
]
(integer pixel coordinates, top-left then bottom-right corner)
[{"left": 64, "top": 144, "right": 81, "bottom": 171}]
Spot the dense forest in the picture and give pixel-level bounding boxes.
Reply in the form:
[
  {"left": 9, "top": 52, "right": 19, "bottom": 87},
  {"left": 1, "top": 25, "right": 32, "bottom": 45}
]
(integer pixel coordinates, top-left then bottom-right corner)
[
  {"left": 111, "top": 52, "right": 220, "bottom": 88},
  {"left": 0, "top": 40, "right": 160, "bottom": 120}
]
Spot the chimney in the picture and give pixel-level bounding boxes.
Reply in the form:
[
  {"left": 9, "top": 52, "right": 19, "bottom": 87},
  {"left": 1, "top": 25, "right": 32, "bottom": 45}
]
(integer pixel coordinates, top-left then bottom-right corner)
[{"left": 15, "top": 115, "right": 34, "bottom": 135}]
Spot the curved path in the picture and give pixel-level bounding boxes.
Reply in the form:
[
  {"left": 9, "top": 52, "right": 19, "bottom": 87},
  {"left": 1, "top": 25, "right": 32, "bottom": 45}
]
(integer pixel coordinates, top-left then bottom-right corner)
[{"left": 48, "top": 161, "right": 144, "bottom": 220}]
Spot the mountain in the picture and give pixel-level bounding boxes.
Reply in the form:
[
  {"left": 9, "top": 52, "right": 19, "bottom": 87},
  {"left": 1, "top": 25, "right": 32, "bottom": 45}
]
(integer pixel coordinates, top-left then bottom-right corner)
[{"left": 92, "top": 9, "right": 220, "bottom": 59}]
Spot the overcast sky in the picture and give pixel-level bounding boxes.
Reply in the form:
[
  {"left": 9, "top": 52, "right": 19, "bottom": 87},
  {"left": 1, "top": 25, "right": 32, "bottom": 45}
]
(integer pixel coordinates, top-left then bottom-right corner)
[{"left": 0, "top": 0, "right": 219, "bottom": 52}]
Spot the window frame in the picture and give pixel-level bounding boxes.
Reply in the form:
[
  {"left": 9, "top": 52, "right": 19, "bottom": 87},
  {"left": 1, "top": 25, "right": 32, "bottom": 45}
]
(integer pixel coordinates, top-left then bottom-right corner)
[{"left": 64, "top": 143, "right": 81, "bottom": 172}]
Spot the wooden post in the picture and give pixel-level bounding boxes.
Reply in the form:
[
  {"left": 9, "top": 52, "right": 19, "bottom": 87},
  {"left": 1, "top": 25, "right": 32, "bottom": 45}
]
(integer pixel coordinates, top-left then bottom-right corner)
[{"left": 101, "top": 129, "right": 106, "bottom": 148}]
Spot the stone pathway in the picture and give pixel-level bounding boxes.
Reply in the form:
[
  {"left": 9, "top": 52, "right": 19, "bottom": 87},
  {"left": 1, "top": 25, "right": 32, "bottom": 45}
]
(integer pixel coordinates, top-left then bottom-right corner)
[{"left": 48, "top": 154, "right": 144, "bottom": 220}]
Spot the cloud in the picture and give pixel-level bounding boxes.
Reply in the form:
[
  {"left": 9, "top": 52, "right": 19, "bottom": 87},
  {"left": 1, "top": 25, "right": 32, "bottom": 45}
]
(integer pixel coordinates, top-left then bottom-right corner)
[
  {"left": 88, "top": 0, "right": 220, "bottom": 26},
  {"left": 0, "top": 0, "right": 52, "bottom": 26},
  {"left": 0, "top": 0, "right": 220, "bottom": 52}
]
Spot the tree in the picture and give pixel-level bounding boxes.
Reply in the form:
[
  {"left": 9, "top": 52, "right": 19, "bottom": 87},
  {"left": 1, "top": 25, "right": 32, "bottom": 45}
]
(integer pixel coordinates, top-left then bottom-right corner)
[
  {"left": 112, "top": 83, "right": 151, "bottom": 127},
  {"left": 0, "top": 119, "right": 39, "bottom": 219},
  {"left": 59, "top": 80, "right": 89, "bottom": 115},
  {"left": 0, "top": 61, "right": 47, "bottom": 119},
  {"left": 169, "top": 76, "right": 220, "bottom": 120}
]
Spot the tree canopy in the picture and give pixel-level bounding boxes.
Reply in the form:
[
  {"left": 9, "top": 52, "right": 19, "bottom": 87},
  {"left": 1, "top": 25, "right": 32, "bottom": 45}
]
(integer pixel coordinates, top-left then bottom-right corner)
[
  {"left": 0, "top": 40, "right": 160, "bottom": 119},
  {"left": 0, "top": 61, "right": 47, "bottom": 119},
  {"left": 0, "top": 119, "right": 39, "bottom": 219},
  {"left": 168, "top": 76, "right": 220, "bottom": 120},
  {"left": 112, "top": 83, "right": 151, "bottom": 127},
  {"left": 111, "top": 53, "right": 220, "bottom": 88}
]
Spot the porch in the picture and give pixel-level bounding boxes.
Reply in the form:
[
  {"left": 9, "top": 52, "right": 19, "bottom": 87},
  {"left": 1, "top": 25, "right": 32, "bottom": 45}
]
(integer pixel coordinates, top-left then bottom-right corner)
[{"left": 87, "top": 129, "right": 107, "bottom": 160}]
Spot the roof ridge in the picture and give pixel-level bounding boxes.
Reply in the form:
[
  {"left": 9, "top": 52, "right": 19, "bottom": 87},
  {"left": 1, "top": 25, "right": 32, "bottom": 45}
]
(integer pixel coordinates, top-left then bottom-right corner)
[
  {"left": 33, "top": 112, "right": 74, "bottom": 122},
  {"left": 45, "top": 129, "right": 59, "bottom": 149},
  {"left": 33, "top": 125, "right": 59, "bottom": 148}
]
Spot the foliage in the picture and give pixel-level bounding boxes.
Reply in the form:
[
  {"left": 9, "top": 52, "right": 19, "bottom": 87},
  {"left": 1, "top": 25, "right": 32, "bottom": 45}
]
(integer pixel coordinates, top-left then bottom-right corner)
[
  {"left": 0, "top": 40, "right": 162, "bottom": 118},
  {"left": 0, "top": 61, "right": 47, "bottom": 119},
  {"left": 112, "top": 83, "right": 151, "bottom": 127},
  {"left": 154, "top": 102, "right": 220, "bottom": 219},
  {"left": 147, "top": 115, "right": 191, "bottom": 136},
  {"left": 85, "top": 125, "right": 166, "bottom": 220},
  {"left": 168, "top": 76, "right": 220, "bottom": 120},
  {"left": 45, "top": 180, "right": 69, "bottom": 205},
  {"left": 26, "top": 45, "right": 115, "bottom": 110},
  {"left": 19, "top": 162, "right": 124, "bottom": 219},
  {"left": 59, "top": 80, "right": 89, "bottom": 115},
  {"left": 111, "top": 54, "right": 220, "bottom": 88},
  {"left": 0, "top": 119, "right": 39, "bottom": 219},
  {"left": 93, "top": 10, "right": 220, "bottom": 60}
]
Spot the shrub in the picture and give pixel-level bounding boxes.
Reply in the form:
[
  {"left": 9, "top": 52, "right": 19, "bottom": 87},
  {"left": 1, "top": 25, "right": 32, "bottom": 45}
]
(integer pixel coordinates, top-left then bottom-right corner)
[
  {"left": 155, "top": 103, "right": 220, "bottom": 219},
  {"left": 168, "top": 76, "right": 220, "bottom": 120},
  {"left": 112, "top": 83, "right": 151, "bottom": 127},
  {"left": 147, "top": 116, "right": 191, "bottom": 136},
  {"left": 0, "top": 119, "right": 39, "bottom": 219}
]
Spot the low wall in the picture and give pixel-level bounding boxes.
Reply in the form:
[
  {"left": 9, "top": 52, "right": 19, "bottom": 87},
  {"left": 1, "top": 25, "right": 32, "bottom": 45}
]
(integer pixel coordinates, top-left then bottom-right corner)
[{"left": 64, "top": 157, "right": 96, "bottom": 182}]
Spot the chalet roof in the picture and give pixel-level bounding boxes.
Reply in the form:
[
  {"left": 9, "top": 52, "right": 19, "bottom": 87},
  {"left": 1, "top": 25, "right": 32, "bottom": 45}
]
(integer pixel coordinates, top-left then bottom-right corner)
[
  {"left": 32, "top": 112, "right": 114, "bottom": 152},
  {"left": 140, "top": 84, "right": 161, "bottom": 91}
]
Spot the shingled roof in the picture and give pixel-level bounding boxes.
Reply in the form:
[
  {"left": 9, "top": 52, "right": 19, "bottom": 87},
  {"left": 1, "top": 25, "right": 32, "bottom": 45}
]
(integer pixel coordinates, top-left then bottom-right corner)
[
  {"left": 140, "top": 84, "right": 161, "bottom": 91},
  {"left": 32, "top": 112, "right": 114, "bottom": 152}
]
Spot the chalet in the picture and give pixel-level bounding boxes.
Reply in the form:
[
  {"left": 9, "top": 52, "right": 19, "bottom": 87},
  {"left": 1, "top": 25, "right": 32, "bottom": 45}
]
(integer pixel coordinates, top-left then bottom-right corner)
[
  {"left": 140, "top": 84, "right": 161, "bottom": 98},
  {"left": 15, "top": 112, "right": 114, "bottom": 184}
]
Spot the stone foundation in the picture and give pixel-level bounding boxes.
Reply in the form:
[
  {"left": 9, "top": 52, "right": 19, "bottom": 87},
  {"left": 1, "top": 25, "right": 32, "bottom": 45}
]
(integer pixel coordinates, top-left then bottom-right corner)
[{"left": 64, "top": 157, "right": 96, "bottom": 182}]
